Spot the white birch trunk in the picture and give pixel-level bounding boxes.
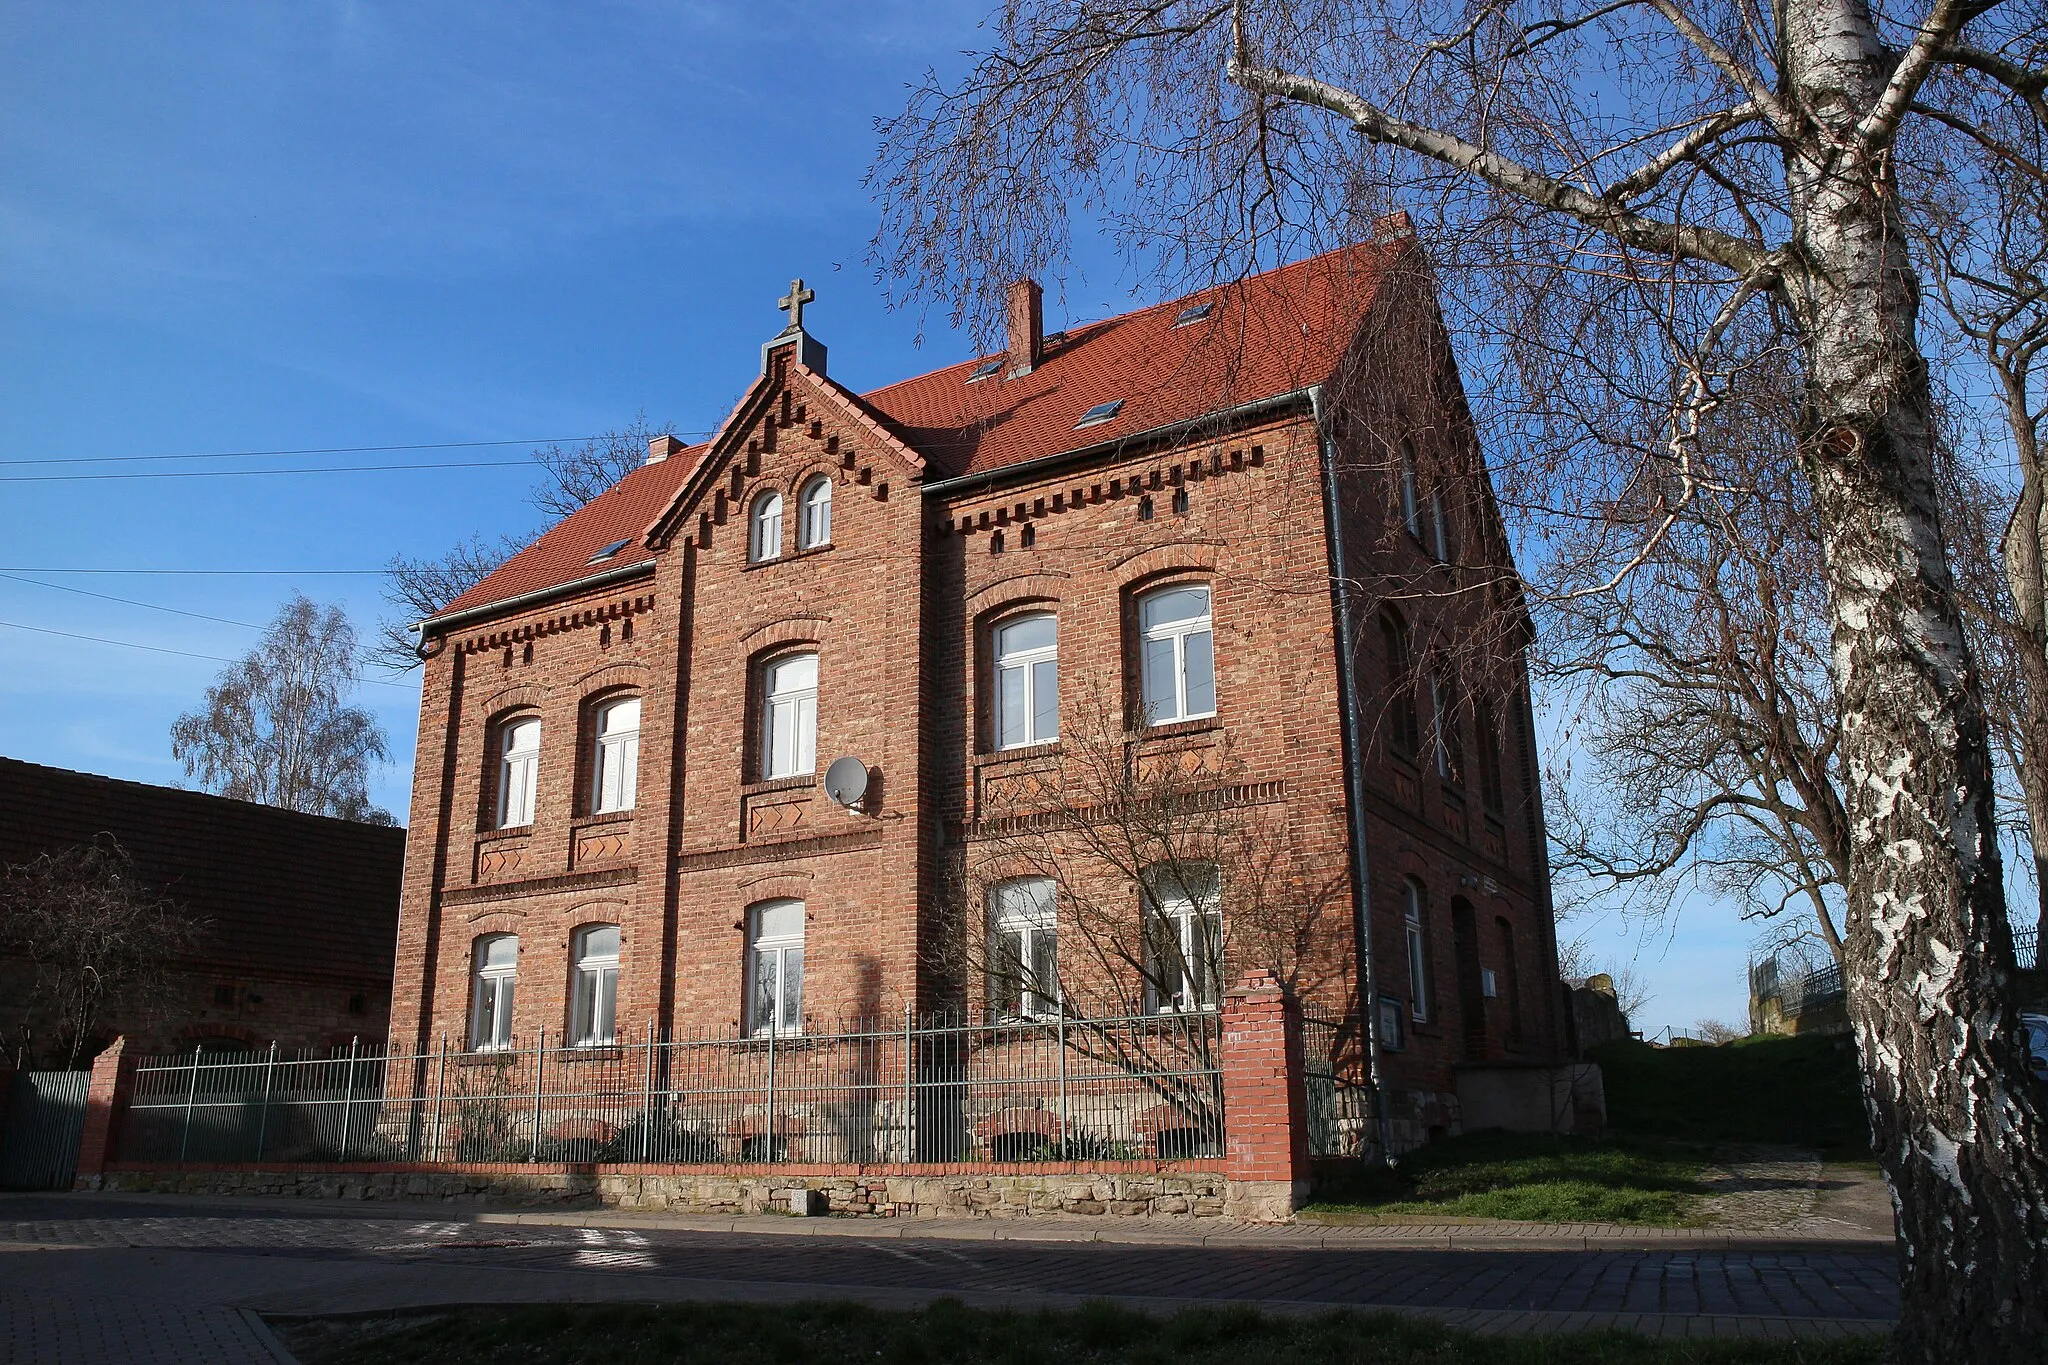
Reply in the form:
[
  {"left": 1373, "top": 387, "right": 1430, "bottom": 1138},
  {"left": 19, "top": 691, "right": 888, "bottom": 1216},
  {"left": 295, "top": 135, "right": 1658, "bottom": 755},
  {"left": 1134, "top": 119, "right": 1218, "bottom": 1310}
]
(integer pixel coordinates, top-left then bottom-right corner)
[{"left": 1786, "top": 1, "right": 2048, "bottom": 1356}]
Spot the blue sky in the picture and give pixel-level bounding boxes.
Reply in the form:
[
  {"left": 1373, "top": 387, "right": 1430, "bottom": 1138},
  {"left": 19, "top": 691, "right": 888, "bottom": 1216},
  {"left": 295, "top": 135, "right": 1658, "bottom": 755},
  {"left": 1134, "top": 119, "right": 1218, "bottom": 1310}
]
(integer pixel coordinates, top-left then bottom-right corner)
[{"left": 0, "top": 0, "right": 1753, "bottom": 1035}]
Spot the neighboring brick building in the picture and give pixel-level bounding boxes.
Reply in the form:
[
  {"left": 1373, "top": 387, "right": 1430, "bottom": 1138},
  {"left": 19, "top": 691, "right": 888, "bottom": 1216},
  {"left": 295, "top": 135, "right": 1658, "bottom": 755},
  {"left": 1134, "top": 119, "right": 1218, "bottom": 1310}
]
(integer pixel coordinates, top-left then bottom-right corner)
[
  {"left": 0, "top": 756, "right": 405, "bottom": 1065},
  {"left": 390, "top": 230, "right": 1562, "bottom": 1149}
]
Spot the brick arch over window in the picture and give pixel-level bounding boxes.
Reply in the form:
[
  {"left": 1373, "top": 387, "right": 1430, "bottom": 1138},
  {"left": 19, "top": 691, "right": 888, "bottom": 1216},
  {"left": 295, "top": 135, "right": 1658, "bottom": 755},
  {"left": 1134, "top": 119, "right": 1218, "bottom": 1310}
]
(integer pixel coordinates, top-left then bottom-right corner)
[
  {"left": 965, "top": 570, "right": 1071, "bottom": 617},
  {"left": 1108, "top": 539, "right": 1223, "bottom": 583},
  {"left": 570, "top": 661, "right": 647, "bottom": 694},
  {"left": 480, "top": 682, "right": 549, "bottom": 714},
  {"left": 736, "top": 871, "right": 814, "bottom": 904},
  {"left": 739, "top": 614, "right": 832, "bottom": 653}
]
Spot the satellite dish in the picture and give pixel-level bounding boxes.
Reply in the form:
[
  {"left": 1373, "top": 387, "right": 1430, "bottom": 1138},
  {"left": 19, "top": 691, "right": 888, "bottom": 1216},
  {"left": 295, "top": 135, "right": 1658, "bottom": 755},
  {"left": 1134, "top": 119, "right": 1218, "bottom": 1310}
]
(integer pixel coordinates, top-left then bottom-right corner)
[{"left": 823, "top": 756, "right": 870, "bottom": 809}]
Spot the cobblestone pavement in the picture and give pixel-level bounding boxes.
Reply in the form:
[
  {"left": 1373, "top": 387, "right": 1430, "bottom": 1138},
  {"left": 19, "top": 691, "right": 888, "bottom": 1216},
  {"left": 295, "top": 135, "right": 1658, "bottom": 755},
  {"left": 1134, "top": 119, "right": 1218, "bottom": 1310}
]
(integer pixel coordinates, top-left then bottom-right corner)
[{"left": 0, "top": 1194, "right": 1898, "bottom": 1363}]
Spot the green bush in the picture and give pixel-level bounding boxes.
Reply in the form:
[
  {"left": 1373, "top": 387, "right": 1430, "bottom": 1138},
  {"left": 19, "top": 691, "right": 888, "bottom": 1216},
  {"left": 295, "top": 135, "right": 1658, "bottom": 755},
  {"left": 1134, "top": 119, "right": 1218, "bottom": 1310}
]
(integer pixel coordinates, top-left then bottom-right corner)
[{"left": 1593, "top": 1034, "right": 1871, "bottom": 1153}]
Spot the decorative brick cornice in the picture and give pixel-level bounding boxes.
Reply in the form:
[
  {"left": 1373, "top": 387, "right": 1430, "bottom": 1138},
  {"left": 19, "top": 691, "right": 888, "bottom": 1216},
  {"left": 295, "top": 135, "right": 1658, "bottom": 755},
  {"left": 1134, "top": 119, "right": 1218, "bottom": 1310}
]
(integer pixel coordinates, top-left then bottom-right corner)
[
  {"left": 454, "top": 592, "right": 656, "bottom": 656},
  {"left": 674, "top": 827, "right": 884, "bottom": 872},
  {"left": 442, "top": 866, "right": 638, "bottom": 906},
  {"left": 936, "top": 443, "right": 1270, "bottom": 540}
]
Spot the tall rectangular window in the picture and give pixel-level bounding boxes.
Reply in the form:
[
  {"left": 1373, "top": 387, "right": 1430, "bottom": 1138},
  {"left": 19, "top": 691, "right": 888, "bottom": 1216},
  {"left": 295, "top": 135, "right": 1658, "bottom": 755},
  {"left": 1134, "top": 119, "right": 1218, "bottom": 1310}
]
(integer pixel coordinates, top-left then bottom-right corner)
[
  {"left": 761, "top": 654, "right": 818, "bottom": 779},
  {"left": 994, "top": 614, "right": 1058, "bottom": 748},
  {"left": 747, "top": 899, "right": 805, "bottom": 1036},
  {"left": 470, "top": 934, "right": 518, "bottom": 1050},
  {"left": 1143, "top": 863, "right": 1222, "bottom": 1012},
  {"left": 1381, "top": 615, "right": 1420, "bottom": 758},
  {"left": 1497, "top": 919, "right": 1525, "bottom": 1042},
  {"left": 1138, "top": 585, "right": 1216, "bottom": 725},
  {"left": 570, "top": 925, "right": 620, "bottom": 1046},
  {"left": 989, "top": 877, "right": 1059, "bottom": 1018},
  {"left": 591, "top": 698, "right": 640, "bottom": 814},
  {"left": 1399, "top": 441, "right": 1423, "bottom": 541},
  {"left": 1405, "top": 880, "right": 1430, "bottom": 1022},
  {"left": 1432, "top": 668, "right": 1464, "bottom": 784},
  {"left": 1475, "top": 696, "right": 1506, "bottom": 813},
  {"left": 497, "top": 718, "right": 541, "bottom": 828}
]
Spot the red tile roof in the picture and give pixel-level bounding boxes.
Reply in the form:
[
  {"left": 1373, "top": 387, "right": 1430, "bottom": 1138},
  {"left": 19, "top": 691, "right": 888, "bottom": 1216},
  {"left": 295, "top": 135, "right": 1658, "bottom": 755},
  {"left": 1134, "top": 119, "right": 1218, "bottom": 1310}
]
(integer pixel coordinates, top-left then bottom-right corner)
[
  {"left": 435, "top": 242, "right": 1398, "bottom": 624},
  {"left": 0, "top": 756, "right": 405, "bottom": 987}
]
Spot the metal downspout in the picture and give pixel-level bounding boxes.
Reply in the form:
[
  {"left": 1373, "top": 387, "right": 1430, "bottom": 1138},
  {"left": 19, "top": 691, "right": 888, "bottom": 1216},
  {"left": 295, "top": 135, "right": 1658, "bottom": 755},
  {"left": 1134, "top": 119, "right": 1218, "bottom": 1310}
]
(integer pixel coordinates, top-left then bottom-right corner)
[{"left": 1311, "top": 385, "right": 1396, "bottom": 1165}]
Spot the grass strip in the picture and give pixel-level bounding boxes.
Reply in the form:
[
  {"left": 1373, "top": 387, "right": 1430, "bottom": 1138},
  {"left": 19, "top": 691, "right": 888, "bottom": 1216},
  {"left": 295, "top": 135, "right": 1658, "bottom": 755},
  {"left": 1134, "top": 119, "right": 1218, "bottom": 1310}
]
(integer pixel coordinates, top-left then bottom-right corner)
[{"left": 278, "top": 1299, "right": 1883, "bottom": 1365}]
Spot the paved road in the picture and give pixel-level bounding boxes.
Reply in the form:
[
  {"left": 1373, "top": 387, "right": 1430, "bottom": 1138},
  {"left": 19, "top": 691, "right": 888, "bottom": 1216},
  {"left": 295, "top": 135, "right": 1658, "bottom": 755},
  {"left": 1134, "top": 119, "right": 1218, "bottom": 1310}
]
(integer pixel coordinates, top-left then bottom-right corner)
[{"left": 0, "top": 1194, "right": 1897, "bottom": 1363}]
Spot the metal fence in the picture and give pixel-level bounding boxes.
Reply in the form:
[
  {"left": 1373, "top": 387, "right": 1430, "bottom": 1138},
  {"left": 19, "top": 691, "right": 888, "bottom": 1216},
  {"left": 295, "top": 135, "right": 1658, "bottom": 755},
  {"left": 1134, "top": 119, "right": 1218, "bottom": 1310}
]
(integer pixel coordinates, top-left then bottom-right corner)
[
  {"left": 1302, "top": 1014, "right": 1374, "bottom": 1159},
  {"left": 117, "top": 1011, "right": 1225, "bottom": 1168}
]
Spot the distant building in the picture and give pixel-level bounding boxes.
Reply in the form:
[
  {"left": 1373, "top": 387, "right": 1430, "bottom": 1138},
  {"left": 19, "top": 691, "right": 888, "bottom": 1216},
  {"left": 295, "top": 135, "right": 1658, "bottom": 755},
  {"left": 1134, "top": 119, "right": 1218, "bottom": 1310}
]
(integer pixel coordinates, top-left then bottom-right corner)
[
  {"left": 0, "top": 756, "right": 405, "bottom": 1066},
  {"left": 390, "top": 234, "right": 1565, "bottom": 1151}
]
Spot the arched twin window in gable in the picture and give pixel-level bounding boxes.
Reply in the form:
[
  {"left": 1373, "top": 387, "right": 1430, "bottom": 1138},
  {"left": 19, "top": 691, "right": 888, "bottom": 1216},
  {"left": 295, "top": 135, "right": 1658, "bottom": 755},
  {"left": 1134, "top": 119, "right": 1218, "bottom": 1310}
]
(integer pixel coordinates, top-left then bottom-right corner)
[
  {"left": 797, "top": 475, "right": 833, "bottom": 550},
  {"left": 748, "top": 489, "right": 783, "bottom": 563}
]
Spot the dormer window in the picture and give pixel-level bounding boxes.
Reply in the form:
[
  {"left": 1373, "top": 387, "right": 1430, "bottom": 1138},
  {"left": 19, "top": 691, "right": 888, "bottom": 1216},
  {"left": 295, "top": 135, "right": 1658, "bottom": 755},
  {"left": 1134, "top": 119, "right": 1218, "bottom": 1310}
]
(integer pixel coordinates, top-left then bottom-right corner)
[
  {"left": 587, "top": 539, "right": 630, "bottom": 565},
  {"left": 1075, "top": 400, "right": 1124, "bottom": 429},
  {"left": 967, "top": 358, "right": 1004, "bottom": 382},
  {"left": 1172, "top": 302, "right": 1214, "bottom": 327}
]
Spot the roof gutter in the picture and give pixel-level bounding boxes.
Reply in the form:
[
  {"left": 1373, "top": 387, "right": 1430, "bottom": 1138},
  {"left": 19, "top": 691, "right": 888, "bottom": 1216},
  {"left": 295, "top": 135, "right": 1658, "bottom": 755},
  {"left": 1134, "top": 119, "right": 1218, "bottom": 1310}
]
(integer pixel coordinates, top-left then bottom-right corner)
[
  {"left": 917, "top": 388, "right": 1315, "bottom": 500},
  {"left": 1311, "top": 383, "right": 1395, "bottom": 1166},
  {"left": 412, "top": 558, "right": 657, "bottom": 643}
]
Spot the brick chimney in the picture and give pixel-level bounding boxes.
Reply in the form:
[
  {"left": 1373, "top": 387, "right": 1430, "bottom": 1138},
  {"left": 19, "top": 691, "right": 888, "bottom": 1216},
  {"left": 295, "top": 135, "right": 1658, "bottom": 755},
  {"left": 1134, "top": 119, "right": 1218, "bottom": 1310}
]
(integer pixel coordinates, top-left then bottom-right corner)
[
  {"left": 1372, "top": 210, "right": 1415, "bottom": 242},
  {"left": 1006, "top": 278, "right": 1043, "bottom": 377}
]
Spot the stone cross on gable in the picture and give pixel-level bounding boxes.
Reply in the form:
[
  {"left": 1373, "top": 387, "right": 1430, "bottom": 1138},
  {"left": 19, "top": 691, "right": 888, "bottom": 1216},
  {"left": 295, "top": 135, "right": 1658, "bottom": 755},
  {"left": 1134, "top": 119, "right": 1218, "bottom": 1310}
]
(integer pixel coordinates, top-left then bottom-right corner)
[{"left": 778, "top": 278, "right": 815, "bottom": 332}]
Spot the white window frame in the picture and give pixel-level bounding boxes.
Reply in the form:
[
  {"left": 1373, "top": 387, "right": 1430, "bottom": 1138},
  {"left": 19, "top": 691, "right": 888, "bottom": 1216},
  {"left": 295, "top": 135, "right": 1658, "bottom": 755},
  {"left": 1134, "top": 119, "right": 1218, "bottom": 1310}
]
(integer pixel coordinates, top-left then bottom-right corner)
[
  {"left": 1405, "top": 879, "right": 1430, "bottom": 1022},
  {"left": 470, "top": 934, "right": 518, "bottom": 1051},
  {"left": 749, "top": 489, "right": 783, "bottom": 563},
  {"left": 760, "top": 653, "right": 819, "bottom": 779},
  {"left": 797, "top": 475, "right": 833, "bottom": 550},
  {"left": 746, "top": 899, "right": 806, "bottom": 1037},
  {"left": 1137, "top": 585, "right": 1217, "bottom": 725},
  {"left": 988, "top": 878, "right": 1060, "bottom": 1019},
  {"left": 569, "top": 924, "right": 620, "bottom": 1046},
  {"left": 1143, "top": 863, "right": 1222, "bottom": 1013},
  {"left": 1429, "top": 488, "right": 1453, "bottom": 563},
  {"left": 993, "top": 613, "right": 1058, "bottom": 749},
  {"left": 590, "top": 697, "right": 640, "bottom": 814},
  {"left": 497, "top": 717, "right": 541, "bottom": 829}
]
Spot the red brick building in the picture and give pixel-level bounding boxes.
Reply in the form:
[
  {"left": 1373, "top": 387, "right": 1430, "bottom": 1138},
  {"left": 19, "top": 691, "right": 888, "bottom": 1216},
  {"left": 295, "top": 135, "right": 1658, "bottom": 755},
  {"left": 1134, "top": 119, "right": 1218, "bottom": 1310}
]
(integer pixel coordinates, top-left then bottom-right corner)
[
  {"left": 0, "top": 756, "right": 404, "bottom": 1065},
  {"left": 390, "top": 232, "right": 1561, "bottom": 1150}
]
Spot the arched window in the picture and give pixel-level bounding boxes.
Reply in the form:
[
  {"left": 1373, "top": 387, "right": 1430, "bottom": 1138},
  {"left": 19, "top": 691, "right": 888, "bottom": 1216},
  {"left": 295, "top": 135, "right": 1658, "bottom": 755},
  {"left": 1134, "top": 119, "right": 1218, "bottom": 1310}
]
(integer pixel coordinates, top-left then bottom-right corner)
[
  {"left": 1404, "top": 879, "right": 1431, "bottom": 1022},
  {"left": 748, "top": 489, "right": 783, "bottom": 563},
  {"left": 1137, "top": 584, "right": 1216, "bottom": 725},
  {"left": 1430, "top": 489, "right": 1455, "bottom": 563},
  {"left": 760, "top": 653, "right": 818, "bottom": 779},
  {"left": 1399, "top": 440, "right": 1424, "bottom": 541},
  {"left": 1142, "top": 862, "right": 1221, "bottom": 1012},
  {"left": 1475, "top": 695, "right": 1506, "bottom": 813},
  {"left": 1431, "top": 666, "right": 1464, "bottom": 784},
  {"left": 569, "top": 924, "right": 620, "bottom": 1046},
  {"left": 1380, "top": 614, "right": 1421, "bottom": 758},
  {"left": 746, "top": 898, "right": 805, "bottom": 1036},
  {"left": 590, "top": 697, "right": 640, "bottom": 814},
  {"left": 989, "top": 877, "right": 1059, "bottom": 1018},
  {"left": 797, "top": 475, "right": 833, "bottom": 550},
  {"left": 470, "top": 934, "right": 518, "bottom": 1050},
  {"left": 993, "top": 613, "right": 1058, "bottom": 749},
  {"left": 497, "top": 717, "right": 541, "bottom": 828}
]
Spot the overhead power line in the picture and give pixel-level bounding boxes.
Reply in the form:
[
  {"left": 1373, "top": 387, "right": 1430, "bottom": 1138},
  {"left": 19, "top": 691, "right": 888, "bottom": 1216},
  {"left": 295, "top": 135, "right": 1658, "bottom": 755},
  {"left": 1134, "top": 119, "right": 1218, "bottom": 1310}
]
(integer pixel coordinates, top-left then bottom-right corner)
[
  {"left": 0, "top": 432, "right": 716, "bottom": 467},
  {"left": 0, "top": 617, "right": 416, "bottom": 691},
  {"left": 0, "top": 458, "right": 541, "bottom": 483},
  {"left": 0, "top": 568, "right": 388, "bottom": 575},
  {"left": 0, "top": 573, "right": 265, "bottom": 629}
]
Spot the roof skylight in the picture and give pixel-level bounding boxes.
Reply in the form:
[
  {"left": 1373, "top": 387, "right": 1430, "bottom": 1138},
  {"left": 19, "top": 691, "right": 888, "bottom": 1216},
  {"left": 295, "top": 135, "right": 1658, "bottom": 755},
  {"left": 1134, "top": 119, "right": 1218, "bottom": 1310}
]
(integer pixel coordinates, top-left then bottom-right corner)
[
  {"left": 967, "top": 357, "right": 1005, "bottom": 382},
  {"left": 1074, "top": 399, "right": 1125, "bottom": 429},
  {"left": 587, "top": 539, "right": 632, "bottom": 565},
  {"left": 1172, "top": 301, "right": 1215, "bottom": 327}
]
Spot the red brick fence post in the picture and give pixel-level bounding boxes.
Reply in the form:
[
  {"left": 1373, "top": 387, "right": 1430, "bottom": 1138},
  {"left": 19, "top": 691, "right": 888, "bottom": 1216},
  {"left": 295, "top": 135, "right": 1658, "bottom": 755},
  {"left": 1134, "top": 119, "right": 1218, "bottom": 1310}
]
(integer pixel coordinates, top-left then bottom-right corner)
[
  {"left": 73, "top": 1036, "right": 137, "bottom": 1189},
  {"left": 1220, "top": 969, "right": 1309, "bottom": 1221}
]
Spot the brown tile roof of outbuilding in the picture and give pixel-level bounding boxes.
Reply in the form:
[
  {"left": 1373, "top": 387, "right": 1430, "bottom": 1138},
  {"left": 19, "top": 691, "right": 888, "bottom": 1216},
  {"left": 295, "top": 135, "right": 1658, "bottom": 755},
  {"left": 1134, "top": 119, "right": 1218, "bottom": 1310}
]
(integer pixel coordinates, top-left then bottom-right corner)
[
  {"left": 437, "top": 241, "right": 1398, "bottom": 623},
  {"left": 0, "top": 756, "right": 405, "bottom": 987}
]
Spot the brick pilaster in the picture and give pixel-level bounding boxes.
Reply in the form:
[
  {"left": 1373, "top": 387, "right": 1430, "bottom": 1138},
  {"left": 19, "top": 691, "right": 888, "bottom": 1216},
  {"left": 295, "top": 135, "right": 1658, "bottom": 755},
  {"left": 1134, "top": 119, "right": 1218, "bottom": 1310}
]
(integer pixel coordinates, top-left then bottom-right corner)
[
  {"left": 73, "top": 1036, "right": 136, "bottom": 1187},
  {"left": 1220, "top": 969, "right": 1309, "bottom": 1220}
]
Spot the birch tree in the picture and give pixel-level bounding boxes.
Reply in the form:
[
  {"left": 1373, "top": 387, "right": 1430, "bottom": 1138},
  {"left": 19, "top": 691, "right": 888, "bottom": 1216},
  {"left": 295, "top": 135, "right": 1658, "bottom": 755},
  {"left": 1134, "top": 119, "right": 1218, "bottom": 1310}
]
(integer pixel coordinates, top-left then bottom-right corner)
[{"left": 872, "top": 2, "right": 2048, "bottom": 1354}]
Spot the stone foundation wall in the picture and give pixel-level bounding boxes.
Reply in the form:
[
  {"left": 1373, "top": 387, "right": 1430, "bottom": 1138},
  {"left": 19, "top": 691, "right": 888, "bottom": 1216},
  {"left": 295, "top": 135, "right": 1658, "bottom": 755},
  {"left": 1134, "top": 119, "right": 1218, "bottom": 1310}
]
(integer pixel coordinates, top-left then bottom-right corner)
[{"left": 93, "top": 1163, "right": 1238, "bottom": 1220}]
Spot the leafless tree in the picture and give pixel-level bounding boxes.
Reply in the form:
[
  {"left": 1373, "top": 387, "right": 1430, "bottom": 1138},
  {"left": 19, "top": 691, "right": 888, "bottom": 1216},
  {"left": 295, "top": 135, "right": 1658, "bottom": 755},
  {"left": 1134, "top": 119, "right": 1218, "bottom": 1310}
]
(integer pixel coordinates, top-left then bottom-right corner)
[
  {"left": 930, "top": 688, "right": 1349, "bottom": 1144},
  {"left": 171, "top": 595, "right": 393, "bottom": 824},
  {"left": 0, "top": 836, "right": 207, "bottom": 1069},
  {"left": 372, "top": 416, "right": 678, "bottom": 673},
  {"left": 871, "top": 3, "right": 2048, "bottom": 1350}
]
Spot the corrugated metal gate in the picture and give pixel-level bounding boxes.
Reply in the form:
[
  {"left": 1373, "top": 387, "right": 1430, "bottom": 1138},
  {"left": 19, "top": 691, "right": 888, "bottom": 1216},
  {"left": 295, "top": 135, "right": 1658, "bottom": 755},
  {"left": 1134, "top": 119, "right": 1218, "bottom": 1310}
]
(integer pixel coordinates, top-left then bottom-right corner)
[{"left": 0, "top": 1070, "right": 89, "bottom": 1190}]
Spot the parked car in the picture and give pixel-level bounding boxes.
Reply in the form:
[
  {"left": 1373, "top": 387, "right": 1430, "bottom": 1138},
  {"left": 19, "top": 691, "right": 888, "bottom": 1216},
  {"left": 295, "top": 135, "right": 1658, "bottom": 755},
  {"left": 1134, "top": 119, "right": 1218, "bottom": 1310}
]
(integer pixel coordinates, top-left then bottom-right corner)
[{"left": 2024, "top": 1014, "right": 2048, "bottom": 1085}]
